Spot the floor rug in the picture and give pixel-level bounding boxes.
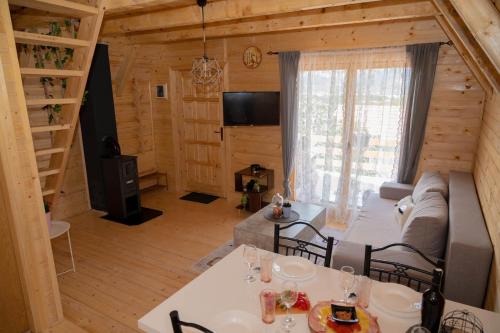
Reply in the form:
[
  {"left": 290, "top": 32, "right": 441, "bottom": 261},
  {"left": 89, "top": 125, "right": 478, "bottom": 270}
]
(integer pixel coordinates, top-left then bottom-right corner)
[
  {"left": 312, "top": 226, "right": 346, "bottom": 246},
  {"left": 192, "top": 240, "right": 234, "bottom": 273},
  {"left": 180, "top": 192, "right": 219, "bottom": 204},
  {"left": 191, "top": 226, "right": 345, "bottom": 274},
  {"left": 102, "top": 207, "right": 163, "bottom": 226}
]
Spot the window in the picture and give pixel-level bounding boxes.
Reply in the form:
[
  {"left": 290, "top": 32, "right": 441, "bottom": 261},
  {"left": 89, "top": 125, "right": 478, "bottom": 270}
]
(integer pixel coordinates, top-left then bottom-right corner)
[{"left": 294, "top": 47, "right": 410, "bottom": 223}]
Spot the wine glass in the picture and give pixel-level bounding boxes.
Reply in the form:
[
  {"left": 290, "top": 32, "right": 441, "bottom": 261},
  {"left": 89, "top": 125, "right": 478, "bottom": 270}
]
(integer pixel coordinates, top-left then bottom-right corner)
[
  {"left": 243, "top": 244, "right": 258, "bottom": 282},
  {"left": 340, "top": 266, "right": 355, "bottom": 305},
  {"left": 280, "top": 280, "right": 298, "bottom": 331}
]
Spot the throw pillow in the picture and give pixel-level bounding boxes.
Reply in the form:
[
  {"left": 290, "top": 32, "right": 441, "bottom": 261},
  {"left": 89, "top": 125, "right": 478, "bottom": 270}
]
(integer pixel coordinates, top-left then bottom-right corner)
[
  {"left": 401, "top": 192, "right": 448, "bottom": 258},
  {"left": 412, "top": 171, "right": 448, "bottom": 202},
  {"left": 393, "top": 195, "right": 414, "bottom": 227}
]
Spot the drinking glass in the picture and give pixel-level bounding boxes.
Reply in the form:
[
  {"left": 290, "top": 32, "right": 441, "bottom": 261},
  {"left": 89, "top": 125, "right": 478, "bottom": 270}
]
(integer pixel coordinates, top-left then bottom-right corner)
[
  {"left": 280, "top": 280, "right": 298, "bottom": 331},
  {"left": 260, "top": 253, "right": 273, "bottom": 283},
  {"left": 356, "top": 275, "right": 372, "bottom": 307},
  {"left": 340, "top": 266, "right": 355, "bottom": 305},
  {"left": 243, "top": 244, "right": 258, "bottom": 282},
  {"left": 260, "top": 289, "right": 276, "bottom": 324}
]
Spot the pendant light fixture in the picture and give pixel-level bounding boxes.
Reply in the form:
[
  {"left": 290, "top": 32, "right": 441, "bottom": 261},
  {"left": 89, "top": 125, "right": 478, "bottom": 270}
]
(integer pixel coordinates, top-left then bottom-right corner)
[{"left": 191, "top": 0, "right": 222, "bottom": 86}]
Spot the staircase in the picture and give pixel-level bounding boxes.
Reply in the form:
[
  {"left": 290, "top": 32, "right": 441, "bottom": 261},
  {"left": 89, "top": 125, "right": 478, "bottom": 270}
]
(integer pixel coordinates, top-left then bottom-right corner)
[{"left": 8, "top": 0, "right": 105, "bottom": 208}]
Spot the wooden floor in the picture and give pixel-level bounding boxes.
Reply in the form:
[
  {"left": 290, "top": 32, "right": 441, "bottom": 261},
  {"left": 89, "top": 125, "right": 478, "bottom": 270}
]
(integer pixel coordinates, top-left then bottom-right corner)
[{"left": 51, "top": 188, "right": 251, "bottom": 333}]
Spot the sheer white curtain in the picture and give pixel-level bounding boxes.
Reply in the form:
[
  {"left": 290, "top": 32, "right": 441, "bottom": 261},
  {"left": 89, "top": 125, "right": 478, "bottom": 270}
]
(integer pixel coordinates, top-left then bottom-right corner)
[{"left": 294, "top": 47, "right": 410, "bottom": 224}]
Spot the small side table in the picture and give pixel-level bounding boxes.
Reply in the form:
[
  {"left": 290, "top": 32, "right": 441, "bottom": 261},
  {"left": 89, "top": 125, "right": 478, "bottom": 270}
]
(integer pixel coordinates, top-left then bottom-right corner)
[{"left": 49, "top": 220, "right": 76, "bottom": 276}]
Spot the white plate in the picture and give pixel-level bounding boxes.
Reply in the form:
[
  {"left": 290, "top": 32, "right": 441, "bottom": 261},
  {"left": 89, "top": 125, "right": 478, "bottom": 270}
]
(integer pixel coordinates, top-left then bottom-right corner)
[
  {"left": 370, "top": 282, "right": 421, "bottom": 318},
  {"left": 273, "top": 256, "right": 317, "bottom": 281},
  {"left": 208, "top": 310, "right": 262, "bottom": 333}
]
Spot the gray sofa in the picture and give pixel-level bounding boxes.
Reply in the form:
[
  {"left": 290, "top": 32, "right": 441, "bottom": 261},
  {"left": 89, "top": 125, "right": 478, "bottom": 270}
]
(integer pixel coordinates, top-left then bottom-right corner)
[{"left": 332, "top": 171, "right": 493, "bottom": 308}]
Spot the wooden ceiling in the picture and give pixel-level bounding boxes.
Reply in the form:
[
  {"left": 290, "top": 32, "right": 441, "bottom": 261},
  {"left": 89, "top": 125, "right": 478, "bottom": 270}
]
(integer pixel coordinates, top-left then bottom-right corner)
[
  {"left": 9, "top": 0, "right": 498, "bottom": 93},
  {"left": 98, "top": 0, "right": 499, "bottom": 94}
]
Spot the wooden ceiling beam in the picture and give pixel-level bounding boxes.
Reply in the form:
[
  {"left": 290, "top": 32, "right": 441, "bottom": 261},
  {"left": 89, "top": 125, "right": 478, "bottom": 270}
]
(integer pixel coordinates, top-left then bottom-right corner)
[
  {"left": 126, "top": 0, "right": 437, "bottom": 44},
  {"left": 432, "top": 0, "right": 499, "bottom": 94},
  {"left": 101, "top": 0, "right": 384, "bottom": 35},
  {"left": 449, "top": 0, "right": 500, "bottom": 74},
  {"left": 104, "top": 0, "right": 193, "bottom": 15}
]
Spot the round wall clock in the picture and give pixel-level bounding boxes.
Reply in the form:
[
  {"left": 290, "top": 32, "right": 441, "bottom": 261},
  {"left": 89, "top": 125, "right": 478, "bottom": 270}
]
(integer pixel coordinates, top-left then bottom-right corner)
[{"left": 243, "top": 46, "right": 262, "bottom": 69}]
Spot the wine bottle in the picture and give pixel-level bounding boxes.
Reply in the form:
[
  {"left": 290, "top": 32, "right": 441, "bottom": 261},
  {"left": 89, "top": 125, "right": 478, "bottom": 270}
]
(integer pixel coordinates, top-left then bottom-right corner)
[{"left": 421, "top": 268, "right": 445, "bottom": 333}]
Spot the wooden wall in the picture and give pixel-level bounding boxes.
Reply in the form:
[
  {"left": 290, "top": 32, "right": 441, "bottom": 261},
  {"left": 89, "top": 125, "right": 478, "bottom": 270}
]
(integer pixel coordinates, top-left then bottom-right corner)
[
  {"left": 416, "top": 46, "right": 485, "bottom": 179},
  {"left": 51, "top": 130, "right": 89, "bottom": 220},
  {"left": 474, "top": 92, "right": 500, "bottom": 311},
  {"left": 105, "top": 39, "right": 226, "bottom": 191},
  {"left": 103, "top": 18, "right": 485, "bottom": 204},
  {"left": 13, "top": 16, "right": 485, "bottom": 218}
]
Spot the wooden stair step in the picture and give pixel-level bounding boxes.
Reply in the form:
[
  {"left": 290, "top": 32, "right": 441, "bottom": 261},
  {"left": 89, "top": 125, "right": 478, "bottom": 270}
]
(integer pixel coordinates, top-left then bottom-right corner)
[
  {"left": 38, "top": 168, "right": 61, "bottom": 177},
  {"left": 26, "top": 98, "right": 78, "bottom": 106},
  {"left": 42, "top": 188, "right": 56, "bottom": 196},
  {"left": 9, "top": 0, "right": 98, "bottom": 17},
  {"left": 20, "top": 68, "right": 84, "bottom": 77},
  {"left": 31, "top": 124, "right": 70, "bottom": 133},
  {"left": 14, "top": 31, "right": 90, "bottom": 48},
  {"left": 35, "top": 147, "right": 65, "bottom": 156}
]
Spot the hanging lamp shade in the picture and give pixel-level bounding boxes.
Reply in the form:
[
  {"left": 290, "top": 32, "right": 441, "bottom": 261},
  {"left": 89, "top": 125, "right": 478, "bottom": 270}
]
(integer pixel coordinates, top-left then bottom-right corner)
[
  {"left": 192, "top": 56, "right": 222, "bottom": 85},
  {"left": 191, "top": 0, "right": 222, "bottom": 85}
]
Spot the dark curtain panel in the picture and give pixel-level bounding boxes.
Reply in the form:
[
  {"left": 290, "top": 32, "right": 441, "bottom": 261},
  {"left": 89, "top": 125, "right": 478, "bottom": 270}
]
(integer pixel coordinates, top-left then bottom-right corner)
[
  {"left": 279, "top": 51, "right": 300, "bottom": 198},
  {"left": 397, "top": 43, "right": 440, "bottom": 184}
]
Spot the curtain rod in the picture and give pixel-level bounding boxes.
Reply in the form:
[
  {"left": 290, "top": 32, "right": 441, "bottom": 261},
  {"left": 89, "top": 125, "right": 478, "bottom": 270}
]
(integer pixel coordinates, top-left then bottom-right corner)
[{"left": 267, "top": 41, "right": 453, "bottom": 55}]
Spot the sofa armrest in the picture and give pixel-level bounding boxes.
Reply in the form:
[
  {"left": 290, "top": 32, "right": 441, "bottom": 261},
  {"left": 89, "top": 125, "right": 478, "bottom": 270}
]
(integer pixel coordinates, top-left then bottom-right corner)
[
  {"left": 331, "top": 240, "right": 366, "bottom": 274},
  {"left": 379, "top": 182, "right": 414, "bottom": 201}
]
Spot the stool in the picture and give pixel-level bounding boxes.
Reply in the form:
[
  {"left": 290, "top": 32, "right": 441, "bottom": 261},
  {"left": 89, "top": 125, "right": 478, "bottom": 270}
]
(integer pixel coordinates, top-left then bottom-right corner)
[{"left": 49, "top": 220, "right": 76, "bottom": 276}]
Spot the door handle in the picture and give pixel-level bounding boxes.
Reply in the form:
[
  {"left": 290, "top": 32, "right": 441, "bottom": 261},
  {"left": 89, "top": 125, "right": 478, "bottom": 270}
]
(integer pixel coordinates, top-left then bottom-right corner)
[{"left": 214, "top": 127, "right": 223, "bottom": 141}]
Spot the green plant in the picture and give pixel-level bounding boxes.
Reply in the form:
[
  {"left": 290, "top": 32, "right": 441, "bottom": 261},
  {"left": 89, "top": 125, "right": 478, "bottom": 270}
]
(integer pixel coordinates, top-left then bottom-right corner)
[
  {"left": 21, "top": 19, "right": 79, "bottom": 124},
  {"left": 81, "top": 90, "right": 89, "bottom": 106}
]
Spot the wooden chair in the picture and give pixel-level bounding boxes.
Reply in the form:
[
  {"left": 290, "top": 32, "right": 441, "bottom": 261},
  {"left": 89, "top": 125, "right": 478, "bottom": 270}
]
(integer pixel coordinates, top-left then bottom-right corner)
[
  {"left": 363, "top": 243, "right": 445, "bottom": 292},
  {"left": 274, "top": 221, "right": 335, "bottom": 267},
  {"left": 170, "top": 311, "right": 214, "bottom": 333}
]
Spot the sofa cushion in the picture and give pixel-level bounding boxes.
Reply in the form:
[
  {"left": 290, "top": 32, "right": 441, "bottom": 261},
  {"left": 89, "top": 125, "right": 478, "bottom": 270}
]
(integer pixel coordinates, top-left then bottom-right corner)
[
  {"left": 412, "top": 171, "right": 448, "bottom": 202},
  {"left": 380, "top": 182, "right": 415, "bottom": 201},
  {"left": 344, "top": 192, "right": 401, "bottom": 248},
  {"left": 401, "top": 192, "right": 448, "bottom": 258},
  {"left": 394, "top": 195, "right": 414, "bottom": 227}
]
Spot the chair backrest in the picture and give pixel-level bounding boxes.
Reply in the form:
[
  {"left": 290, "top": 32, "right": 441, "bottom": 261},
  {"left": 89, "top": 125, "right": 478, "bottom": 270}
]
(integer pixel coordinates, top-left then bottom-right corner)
[
  {"left": 363, "top": 243, "right": 445, "bottom": 292},
  {"left": 274, "top": 221, "right": 335, "bottom": 267},
  {"left": 170, "top": 311, "right": 214, "bottom": 333}
]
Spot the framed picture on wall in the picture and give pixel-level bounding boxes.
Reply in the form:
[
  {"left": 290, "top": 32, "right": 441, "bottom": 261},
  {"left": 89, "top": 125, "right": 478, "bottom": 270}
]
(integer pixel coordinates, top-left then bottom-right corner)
[{"left": 243, "top": 46, "right": 262, "bottom": 69}]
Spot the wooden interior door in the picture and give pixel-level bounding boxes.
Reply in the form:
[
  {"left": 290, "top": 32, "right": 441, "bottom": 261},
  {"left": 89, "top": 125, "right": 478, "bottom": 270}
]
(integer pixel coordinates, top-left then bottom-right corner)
[{"left": 174, "top": 70, "right": 226, "bottom": 197}]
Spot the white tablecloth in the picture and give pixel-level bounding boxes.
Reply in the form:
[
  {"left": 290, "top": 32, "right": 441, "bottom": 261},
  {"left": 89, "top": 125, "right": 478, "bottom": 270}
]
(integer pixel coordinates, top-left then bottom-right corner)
[{"left": 139, "top": 245, "right": 500, "bottom": 332}]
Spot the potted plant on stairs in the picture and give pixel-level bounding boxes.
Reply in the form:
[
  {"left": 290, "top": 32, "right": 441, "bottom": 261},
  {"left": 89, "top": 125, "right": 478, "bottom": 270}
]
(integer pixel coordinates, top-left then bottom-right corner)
[{"left": 44, "top": 202, "right": 52, "bottom": 233}]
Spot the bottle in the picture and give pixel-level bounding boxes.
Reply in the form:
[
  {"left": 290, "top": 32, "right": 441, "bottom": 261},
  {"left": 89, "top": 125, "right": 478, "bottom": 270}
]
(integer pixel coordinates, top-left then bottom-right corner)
[
  {"left": 241, "top": 188, "right": 248, "bottom": 210},
  {"left": 421, "top": 268, "right": 445, "bottom": 333}
]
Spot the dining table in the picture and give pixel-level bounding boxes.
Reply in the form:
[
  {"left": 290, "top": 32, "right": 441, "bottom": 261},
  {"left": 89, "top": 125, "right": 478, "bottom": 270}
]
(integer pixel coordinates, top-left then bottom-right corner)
[{"left": 139, "top": 245, "right": 500, "bottom": 333}]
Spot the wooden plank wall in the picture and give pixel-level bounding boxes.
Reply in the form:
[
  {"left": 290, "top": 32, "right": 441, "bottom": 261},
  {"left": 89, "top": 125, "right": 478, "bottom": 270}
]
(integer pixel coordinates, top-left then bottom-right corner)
[
  {"left": 474, "top": 92, "right": 500, "bottom": 311},
  {"left": 104, "top": 18, "right": 484, "bottom": 204},
  {"left": 417, "top": 46, "right": 485, "bottom": 179},
  {"left": 105, "top": 39, "right": 226, "bottom": 191},
  {"left": 107, "top": 43, "right": 158, "bottom": 176},
  {"left": 14, "top": 17, "right": 486, "bottom": 217}
]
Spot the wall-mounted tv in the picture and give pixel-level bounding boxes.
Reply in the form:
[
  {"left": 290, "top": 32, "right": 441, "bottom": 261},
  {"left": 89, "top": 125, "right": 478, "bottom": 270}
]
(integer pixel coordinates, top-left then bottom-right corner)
[{"left": 223, "top": 92, "right": 280, "bottom": 126}]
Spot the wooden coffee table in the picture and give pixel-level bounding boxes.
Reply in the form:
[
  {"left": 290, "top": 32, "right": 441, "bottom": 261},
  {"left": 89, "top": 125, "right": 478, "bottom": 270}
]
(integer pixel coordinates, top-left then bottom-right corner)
[{"left": 233, "top": 201, "right": 326, "bottom": 251}]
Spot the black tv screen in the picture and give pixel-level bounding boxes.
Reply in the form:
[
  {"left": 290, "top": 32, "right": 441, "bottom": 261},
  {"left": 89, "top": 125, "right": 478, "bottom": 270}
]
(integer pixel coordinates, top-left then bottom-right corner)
[{"left": 223, "top": 92, "right": 280, "bottom": 126}]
